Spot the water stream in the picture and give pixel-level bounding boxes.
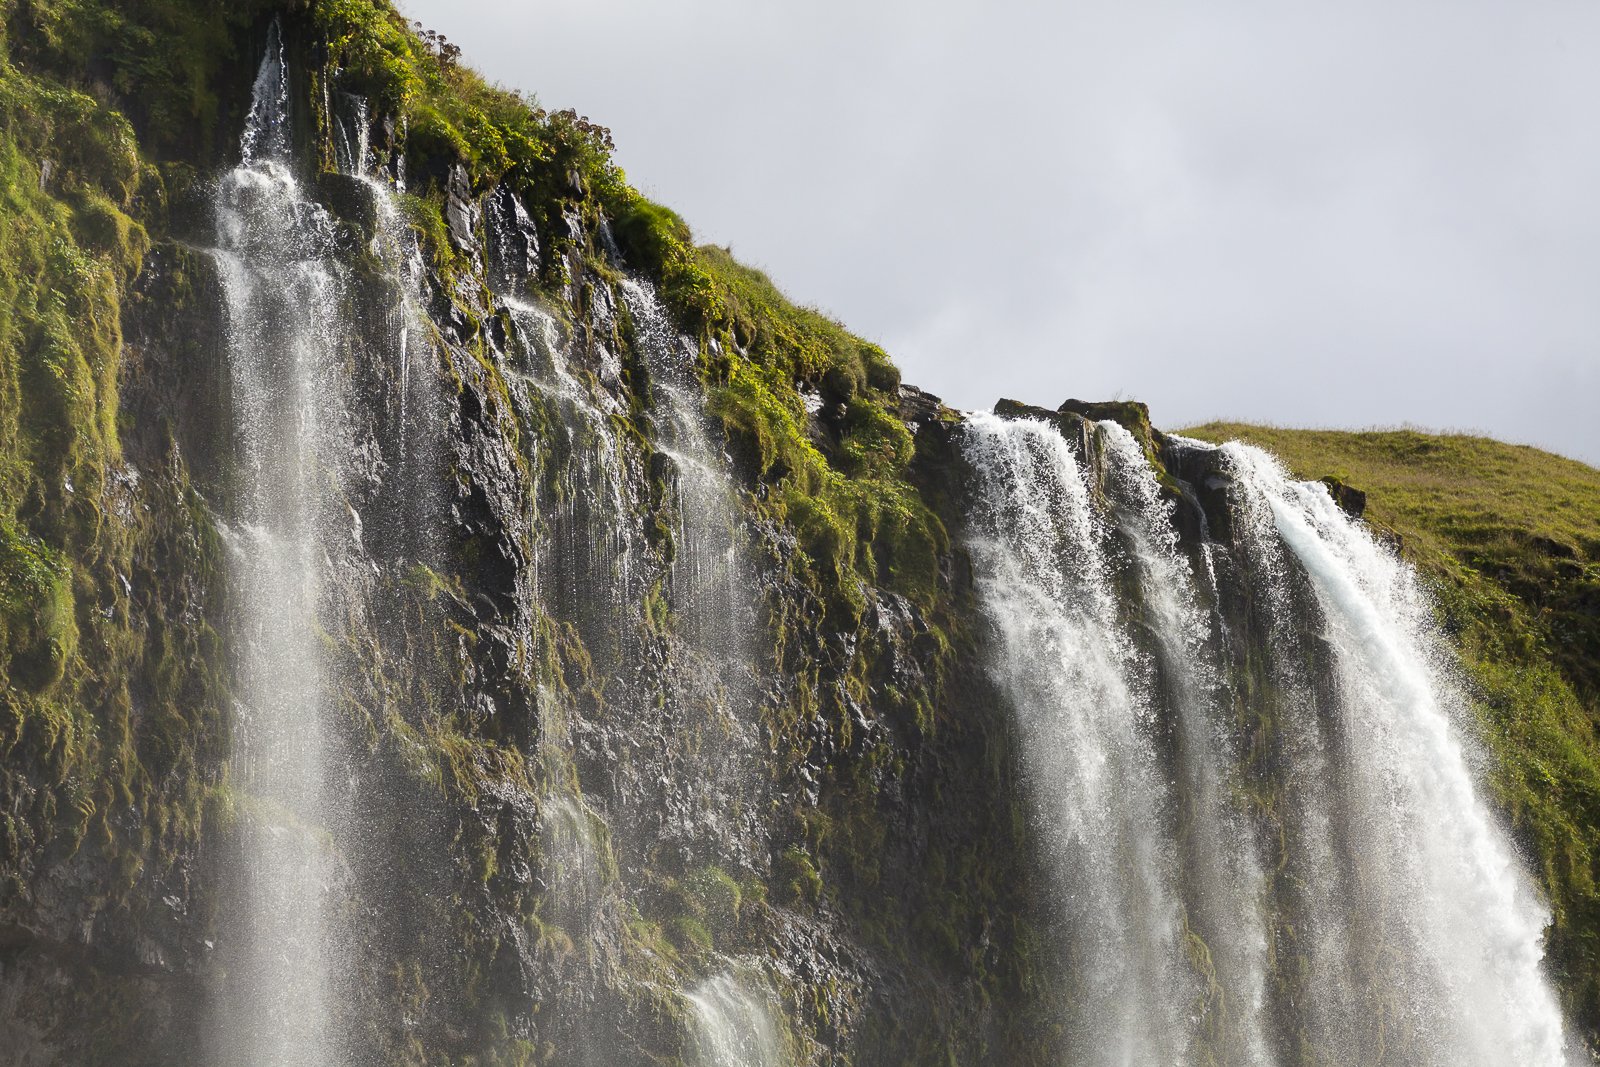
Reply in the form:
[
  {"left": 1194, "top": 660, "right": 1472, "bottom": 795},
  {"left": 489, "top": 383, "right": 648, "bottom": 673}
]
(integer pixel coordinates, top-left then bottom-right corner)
[
  {"left": 210, "top": 23, "right": 349, "bottom": 1066},
  {"left": 963, "top": 411, "right": 1571, "bottom": 1066}
]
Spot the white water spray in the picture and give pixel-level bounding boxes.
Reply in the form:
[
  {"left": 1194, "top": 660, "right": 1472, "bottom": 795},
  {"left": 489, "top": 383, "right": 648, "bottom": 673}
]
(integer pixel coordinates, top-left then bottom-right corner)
[
  {"left": 687, "top": 967, "right": 787, "bottom": 1067},
  {"left": 1097, "top": 422, "right": 1276, "bottom": 1066},
  {"left": 210, "top": 24, "right": 349, "bottom": 1067},
  {"left": 962, "top": 412, "right": 1197, "bottom": 1065},
  {"left": 1223, "top": 442, "right": 1569, "bottom": 1066},
  {"left": 966, "top": 408, "right": 1571, "bottom": 1065}
]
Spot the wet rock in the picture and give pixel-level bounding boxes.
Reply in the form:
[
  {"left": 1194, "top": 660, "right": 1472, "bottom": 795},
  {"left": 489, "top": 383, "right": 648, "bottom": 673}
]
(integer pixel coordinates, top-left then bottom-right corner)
[
  {"left": 312, "top": 170, "right": 378, "bottom": 238},
  {"left": 1321, "top": 476, "right": 1367, "bottom": 519},
  {"left": 896, "top": 383, "right": 944, "bottom": 425},
  {"left": 445, "top": 163, "right": 478, "bottom": 252}
]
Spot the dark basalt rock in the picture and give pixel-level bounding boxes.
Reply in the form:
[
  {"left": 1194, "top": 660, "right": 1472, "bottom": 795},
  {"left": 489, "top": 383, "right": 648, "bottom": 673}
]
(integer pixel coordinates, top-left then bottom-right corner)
[
  {"left": 896, "top": 383, "right": 944, "bottom": 426},
  {"left": 1320, "top": 476, "right": 1367, "bottom": 519}
]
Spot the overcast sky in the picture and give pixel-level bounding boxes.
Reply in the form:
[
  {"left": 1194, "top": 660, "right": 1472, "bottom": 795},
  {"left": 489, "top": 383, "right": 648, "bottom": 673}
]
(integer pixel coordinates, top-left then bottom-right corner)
[{"left": 401, "top": 0, "right": 1600, "bottom": 464}]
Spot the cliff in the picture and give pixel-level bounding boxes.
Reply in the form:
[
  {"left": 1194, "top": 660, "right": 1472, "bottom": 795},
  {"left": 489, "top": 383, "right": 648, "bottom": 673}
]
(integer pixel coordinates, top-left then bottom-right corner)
[{"left": 0, "top": 2, "right": 1594, "bottom": 1065}]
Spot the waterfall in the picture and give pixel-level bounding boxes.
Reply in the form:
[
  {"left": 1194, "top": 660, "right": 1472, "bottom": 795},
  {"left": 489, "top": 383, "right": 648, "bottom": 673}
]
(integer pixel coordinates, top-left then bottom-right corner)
[
  {"left": 209, "top": 23, "right": 349, "bottom": 1066},
  {"left": 498, "top": 295, "right": 638, "bottom": 623},
  {"left": 964, "top": 409, "right": 1571, "bottom": 1066},
  {"left": 333, "top": 91, "right": 444, "bottom": 565},
  {"left": 1221, "top": 441, "right": 1569, "bottom": 1066},
  {"left": 484, "top": 186, "right": 640, "bottom": 635},
  {"left": 962, "top": 412, "right": 1197, "bottom": 1065},
  {"left": 687, "top": 968, "right": 786, "bottom": 1067},
  {"left": 1097, "top": 422, "right": 1277, "bottom": 1066},
  {"left": 152, "top": 18, "right": 1576, "bottom": 1066},
  {"left": 620, "top": 278, "right": 749, "bottom": 650}
]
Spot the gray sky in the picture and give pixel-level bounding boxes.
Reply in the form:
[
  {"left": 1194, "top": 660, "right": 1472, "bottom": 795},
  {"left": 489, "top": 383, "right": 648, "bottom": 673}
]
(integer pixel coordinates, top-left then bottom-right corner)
[{"left": 402, "top": 0, "right": 1600, "bottom": 465}]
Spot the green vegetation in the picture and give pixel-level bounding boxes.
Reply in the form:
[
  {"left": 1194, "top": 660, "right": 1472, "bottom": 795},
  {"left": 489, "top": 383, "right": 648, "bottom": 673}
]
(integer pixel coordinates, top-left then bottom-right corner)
[
  {"left": 608, "top": 205, "right": 949, "bottom": 624},
  {"left": 0, "top": 0, "right": 219, "bottom": 895},
  {"left": 11, "top": 0, "right": 1593, "bottom": 1059},
  {"left": 1185, "top": 423, "right": 1600, "bottom": 1028}
]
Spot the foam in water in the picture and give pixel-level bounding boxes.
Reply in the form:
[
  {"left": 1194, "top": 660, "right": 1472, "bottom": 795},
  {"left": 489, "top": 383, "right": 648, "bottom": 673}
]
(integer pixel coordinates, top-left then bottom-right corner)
[{"left": 210, "top": 23, "right": 348, "bottom": 1066}]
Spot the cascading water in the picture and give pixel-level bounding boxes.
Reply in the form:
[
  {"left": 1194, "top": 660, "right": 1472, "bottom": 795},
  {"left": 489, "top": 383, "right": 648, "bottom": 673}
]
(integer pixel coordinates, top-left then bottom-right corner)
[
  {"left": 498, "top": 294, "right": 638, "bottom": 623},
  {"left": 209, "top": 24, "right": 350, "bottom": 1066},
  {"left": 961, "top": 412, "right": 1197, "bottom": 1065},
  {"left": 1096, "top": 422, "right": 1276, "bottom": 1066},
  {"left": 333, "top": 91, "right": 444, "bottom": 560},
  {"left": 965, "top": 408, "right": 1572, "bottom": 1066},
  {"left": 620, "top": 279, "right": 749, "bottom": 651},
  {"left": 134, "top": 17, "right": 1577, "bottom": 1067},
  {"left": 485, "top": 188, "right": 641, "bottom": 633},
  {"left": 687, "top": 967, "right": 786, "bottom": 1067},
  {"left": 1221, "top": 441, "right": 1569, "bottom": 1066},
  {"left": 619, "top": 277, "right": 769, "bottom": 867}
]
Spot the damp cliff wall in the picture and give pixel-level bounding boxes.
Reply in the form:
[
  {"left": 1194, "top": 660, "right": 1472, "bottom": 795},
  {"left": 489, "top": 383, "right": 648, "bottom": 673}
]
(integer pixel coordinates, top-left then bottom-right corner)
[{"left": 0, "top": 3, "right": 1596, "bottom": 1065}]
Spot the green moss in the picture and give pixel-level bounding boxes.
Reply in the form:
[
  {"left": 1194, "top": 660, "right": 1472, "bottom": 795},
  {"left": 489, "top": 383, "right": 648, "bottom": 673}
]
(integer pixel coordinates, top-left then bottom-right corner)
[
  {"left": 314, "top": 0, "right": 580, "bottom": 195},
  {"left": 0, "top": 517, "right": 75, "bottom": 689},
  {"left": 776, "top": 845, "right": 823, "bottom": 906},
  {"left": 681, "top": 865, "right": 742, "bottom": 933},
  {"left": 666, "top": 914, "right": 713, "bottom": 959}
]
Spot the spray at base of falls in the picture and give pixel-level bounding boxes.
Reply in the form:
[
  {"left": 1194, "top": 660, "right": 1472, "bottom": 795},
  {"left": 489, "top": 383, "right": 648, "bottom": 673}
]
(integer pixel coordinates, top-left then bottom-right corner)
[{"left": 962, "top": 408, "right": 1572, "bottom": 1066}]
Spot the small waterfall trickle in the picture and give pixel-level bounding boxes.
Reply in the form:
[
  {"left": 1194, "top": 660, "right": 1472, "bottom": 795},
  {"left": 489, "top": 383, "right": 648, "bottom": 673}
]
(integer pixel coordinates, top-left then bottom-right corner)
[
  {"left": 620, "top": 279, "right": 749, "bottom": 650},
  {"left": 499, "top": 293, "right": 638, "bottom": 625},
  {"left": 687, "top": 967, "right": 787, "bottom": 1067},
  {"left": 240, "top": 24, "right": 290, "bottom": 167},
  {"left": 209, "top": 23, "right": 350, "bottom": 1067},
  {"left": 619, "top": 277, "right": 768, "bottom": 868},
  {"left": 962, "top": 412, "right": 1197, "bottom": 1065},
  {"left": 483, "top": 182, "right": 640, "bottom": 629}
]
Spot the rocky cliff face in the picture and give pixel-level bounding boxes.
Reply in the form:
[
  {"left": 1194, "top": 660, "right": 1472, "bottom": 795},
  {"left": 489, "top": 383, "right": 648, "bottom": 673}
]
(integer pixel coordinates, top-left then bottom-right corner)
[
  {"left": 0, "top": 6, "right": 1047, "bottom": 1064},
  {"left": 0, "top": 4, "right": 1596, "bottom": 1067}
]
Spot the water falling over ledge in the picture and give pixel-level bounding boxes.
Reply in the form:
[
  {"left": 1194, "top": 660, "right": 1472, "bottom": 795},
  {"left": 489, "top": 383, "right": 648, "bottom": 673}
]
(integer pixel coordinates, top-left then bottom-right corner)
[
  {"left": 962, "top": 408, "right": 1573, "bottom": 1066},
  {"left": 210, "top": 25, "right": 352, "bottom": 1065}
]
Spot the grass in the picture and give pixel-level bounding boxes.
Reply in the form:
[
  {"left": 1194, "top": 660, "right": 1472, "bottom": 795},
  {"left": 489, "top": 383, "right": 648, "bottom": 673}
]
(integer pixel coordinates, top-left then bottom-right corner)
[{"left": 1183, "top": 422, "right": 1600, "bottom": 1029}]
